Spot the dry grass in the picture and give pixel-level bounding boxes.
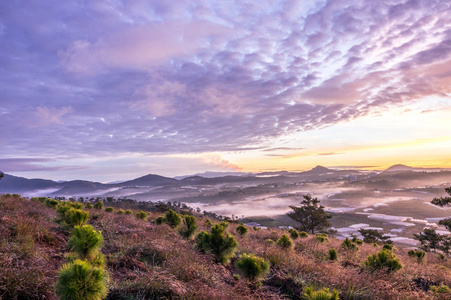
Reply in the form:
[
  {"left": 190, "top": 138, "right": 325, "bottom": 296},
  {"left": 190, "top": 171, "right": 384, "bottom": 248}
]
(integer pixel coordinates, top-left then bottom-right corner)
[{"left": 1, "top": 194, "right": 451, "bottom": 299}]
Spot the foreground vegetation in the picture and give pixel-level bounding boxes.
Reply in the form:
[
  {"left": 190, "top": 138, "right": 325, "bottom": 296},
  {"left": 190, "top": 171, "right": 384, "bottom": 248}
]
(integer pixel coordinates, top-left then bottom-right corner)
[{"left": 1, "top": 194, "right": 451, "bottom": 299}]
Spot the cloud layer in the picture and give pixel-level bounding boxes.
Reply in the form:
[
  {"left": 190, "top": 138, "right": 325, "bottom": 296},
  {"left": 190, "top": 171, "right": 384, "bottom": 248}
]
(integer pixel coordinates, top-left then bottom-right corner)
[{"left": 1, "top": 0, "right": 451, "bottom": 175}]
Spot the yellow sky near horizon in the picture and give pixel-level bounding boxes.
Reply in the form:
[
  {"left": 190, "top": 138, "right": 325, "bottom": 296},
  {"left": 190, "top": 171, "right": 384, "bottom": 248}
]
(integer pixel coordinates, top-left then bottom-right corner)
[{"left": 222, "top": 98, "right": 451, "bottom": 172}]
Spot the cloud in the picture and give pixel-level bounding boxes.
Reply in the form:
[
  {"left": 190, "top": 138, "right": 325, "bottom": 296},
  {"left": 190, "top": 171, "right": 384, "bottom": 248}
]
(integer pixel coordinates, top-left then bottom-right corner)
[
  {"left": 58, "top": 21, "right": 234, "bottom": 74},
  {"left": 0, "top": 158, "right": 88, "bottom": 172},
  {"left": 34, "top": 106, "right": 74, "bottom": 125},
  {"left": 1, "top": 0, "right": 451, "bottom": 163},
  {"left": 204, "top": 156, "right": 243, "bottom": 171}
]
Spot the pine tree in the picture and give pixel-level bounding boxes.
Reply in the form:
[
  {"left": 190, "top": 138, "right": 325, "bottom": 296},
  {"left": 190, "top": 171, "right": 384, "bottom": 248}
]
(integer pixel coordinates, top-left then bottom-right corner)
[{"left": 287, "top": 195, "right": 331, "bottom": 234}]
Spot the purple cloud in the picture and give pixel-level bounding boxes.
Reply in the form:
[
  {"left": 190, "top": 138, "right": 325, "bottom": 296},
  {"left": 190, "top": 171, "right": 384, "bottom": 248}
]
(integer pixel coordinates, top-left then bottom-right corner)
[{"left": 0, "top": 0, "right": 450, "bottom": 165}]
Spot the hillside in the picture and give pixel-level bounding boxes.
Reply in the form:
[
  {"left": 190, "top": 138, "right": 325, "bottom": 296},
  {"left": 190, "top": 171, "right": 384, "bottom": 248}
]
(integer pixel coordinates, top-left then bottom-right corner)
[{"left": 1, "top": 194, "right": 451, "bottom": 299}]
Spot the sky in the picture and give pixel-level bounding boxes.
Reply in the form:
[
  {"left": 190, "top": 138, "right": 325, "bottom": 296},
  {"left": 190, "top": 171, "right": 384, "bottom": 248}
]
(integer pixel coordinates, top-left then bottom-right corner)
[{"left": 1, "top": 0, "right": 451, "bottom": 182}]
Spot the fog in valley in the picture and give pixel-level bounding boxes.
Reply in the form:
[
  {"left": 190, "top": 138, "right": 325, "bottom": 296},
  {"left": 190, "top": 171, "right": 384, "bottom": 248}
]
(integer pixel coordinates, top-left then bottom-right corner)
[{"left": 2, "top": 165, "right": 451, "bottom": 246}]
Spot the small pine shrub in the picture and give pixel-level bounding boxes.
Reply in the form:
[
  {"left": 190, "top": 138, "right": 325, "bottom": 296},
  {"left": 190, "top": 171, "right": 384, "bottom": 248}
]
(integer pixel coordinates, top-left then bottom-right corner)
[
  {"left": 68, "top": 225, "right": 103, "bottom": 261},
  {"left": 408, "top": 249, "right": 426, "bottom": 263},
  {"left": 265, "top": 239, "right": 275, "bottom": 245},
  {"left": 165, "top": 209, "right": 181, "bottom": 228},
  {"left": 195, "top": 223, "right": 238, "bottom": 264},
  {"left": 93, "top": 201, "right": 104, "bottom": 210},
  {"left": 303, "top": 286, "right": 339, "bottom": 300},
  {"left": 205, "top": 219, "right": 213, "bottom": 228},
  {"left": 85, "top": 202, "right": 93, "bottom": 209},
  {"left": 329, "top": 248, "right": 338, "bottom": 260},
  {"left": 220, "top": 221, "right": 229, "bottom": 229},
  {"left": 253, "top": 226, "right": 260, "bottom": 231},
  {"left": 56, "top": 259, "right": 108, "bottom": 300},
  {"left": 236, "top": 223, "right": 248, "bottom": 236},
  {"left": 45, "top": 198, "right": 59, "bottom": 208},
  {"left": 180, "top": 215, "right": 198, "bottom": 239},
  {"left": 364, "top": 249, "right": 402, "bottom": 272},
  {"left": 31, "top": 197, "right": 47, "bottom": 203},
  {"left": 315, "top": 233, "right": 328, "bottom": 243},
  {"left": 125, "top": 209, "right": 133, "bottom": 215},
  {"left": 299, "top": 231, "right": 309, "bottom": 238},
  {"left": 155, "top": 215, "right": 166, "bottom": 224},
  {"left": 233, "top": 274, "right": 241, "bottom": 280},
  {"left": 430, "top": 285, "right": 451, "bottom": 294},
  {"left": 71, "top": 202, "right": 83, "bottom": 209},
  {"left": 288, "top": 228, "right": 299, "bottom": 239},
  {"left": 136, "top": 210, "right": 147, "bottom": 220},
  {"left": 117, "top": 209, "right": 125, "bottom": 214},
  {"left": 277, "top": 234, "right": 293, "bottom": 250},
  {"left": 352, "top": 236, "right": 363, "bottom": 245},
  {"left": 342, "top": 237, "right": 358, "bottom": 251},
  {"left": 105, "top": 207, "right": 114, "bottom": 213},
  {"left": 56, "top": 201, "right": 74, "bottom": 216},
  {"left": 64, "top": 208, "right": 89, "bottom": 228},
  {"left": 382, "top": 244, "right": 394, "bottom": 251},
  {"left": 235, "top": 253, "right": 270, "bottom": 281}
]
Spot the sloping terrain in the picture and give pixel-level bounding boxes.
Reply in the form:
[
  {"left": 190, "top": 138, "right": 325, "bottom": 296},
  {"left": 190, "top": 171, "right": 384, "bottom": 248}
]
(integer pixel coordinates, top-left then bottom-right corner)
[{"left": 1, "top": 194, "right": 451, "bottom": 299}]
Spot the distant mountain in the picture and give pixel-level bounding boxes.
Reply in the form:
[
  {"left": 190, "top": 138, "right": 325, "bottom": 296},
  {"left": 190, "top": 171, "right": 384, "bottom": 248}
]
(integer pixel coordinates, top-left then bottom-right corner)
[
  {"left": 301, "top": 165, "right": 334, "bottom": 175},
  {"left": 383, "top": 164, "right": 414, "bottom": 172},
  {"left": 52, "top": 180, "right": 107, "bottom": 195},
  {"left": 174, "top": 171, "right": 252, "bottom": 180},
  {"left": 119, "top": 174, "right": 177, "bottom": 187},
  {"left": 0, "top": 174, "right": 59, "bottom": 193}
]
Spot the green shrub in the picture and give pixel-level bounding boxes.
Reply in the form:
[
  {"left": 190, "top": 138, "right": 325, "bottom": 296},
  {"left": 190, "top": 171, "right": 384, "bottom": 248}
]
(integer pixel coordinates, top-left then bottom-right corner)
[
  {"left": 288, "top": 228, "right": 299, "bottom": 239},
  {"left": 136, "top": 210, "right": 147, "bottom": 220},
  {"left": 71, "top": 202, "right": 83, "bottom": 209},
  {"left": 180, "top": 215, "right": 198, "bottom": 239},
  {"left": 125, "top": 209, "right": 133, "bottom": 215},
  {"left": 44, "top": 198, "right": 59, "bottom": 207},
  {"left": 235, "top": 253, "right": 270, "bottom": 281},
  {"left": 165, "top": 209, "right": 181, "bottom": 227},
  {"left": 205, "top": 219, "right": 213, "bottom": 228},
  {"left": 195, "top": 223, "right": 238, "bottom": 264},
  {"left": 155, "top": 215, "right": 166, "bottom": 224},
  {"left": 351, "top": 236, "right": 363, "bottom": 245},
  {"left": 303, "top": 285, "right": 339, "bottom": 300},
  {"left": 116, "top": 209, "right": 125, "bottom": 214},
  {"left": 329, "top": 248, "right": 338, "bottom": 260},
  {"left": 342, "top": 237, "right": 358, "bottom": 251},
  {"left": 105, "top": 207, "right": 114, "bottom": 213},
  {"left": 56, "top": 259, "right": 108, "bottom": 300},
  {"left": 85, "top": 202, "right": 93, "bottom": 209},
  {"left": 64, "top": 208, "right": 89, "bottom": 228},
  {"left": 93, "top": 201, "right": 104, "bottom": 210},
  {"left": 364, "top": 249, "right": 402, "bottom": 272},
  {"left": 277, "top": 234, "right": 293, "bottom": 250},
  {"left": 253, "top": 226, "right": 261, "bottom": 231},
  {"left": 382, "top": 244, "right": 394, "bottom": 251},
  {"left": 265, "top": 239, "right": 275, "bottom": 245},
  {"left": 31, "top": 196, "right": 48, "bottom": 203},
  {"left": 220, "top": 221, "right": 229, "bottom": 229},
  {"left": 408, "top": 249, "right": 426, "bottom": 263},
  {"left": 56, "top": 201, "right": 74, "bottom": 216},
  {"left": 315, "top": 233, "right": 328, "bottom": 243},
  {"left": 299, "top": 231, "right": 309, "bottom": 238},
  {"left": 68, "top": 225, "right": 103, "bottom": 262},
  {"left": 430, "top": 285, "right": 451, "bottom": 294},
  {"left": 236, "top": 223, "right": 248, "bottom": 236}
]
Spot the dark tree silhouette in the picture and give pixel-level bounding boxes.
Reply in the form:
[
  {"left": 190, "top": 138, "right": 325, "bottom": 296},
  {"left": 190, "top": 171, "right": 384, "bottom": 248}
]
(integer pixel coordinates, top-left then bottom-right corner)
[
  {"left": 287, "top": 195, "right": 331, "bottom": 234},
  {"left": 414, "top": 228, "right": 442, "bottom": 252},
  {"left": 431, "top": 187, "right": 451, "bottom": 207}
]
